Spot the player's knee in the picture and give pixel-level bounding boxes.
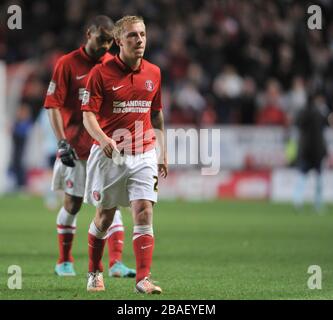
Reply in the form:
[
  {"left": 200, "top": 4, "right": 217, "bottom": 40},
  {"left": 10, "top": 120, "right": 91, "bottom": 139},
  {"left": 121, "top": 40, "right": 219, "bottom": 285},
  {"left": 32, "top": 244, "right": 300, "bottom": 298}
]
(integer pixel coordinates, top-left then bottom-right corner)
[
  {"left": 64, "top": 196, "right": 83, "bottom": 215},
  {"left": 135, "top": 207, "right": 153, "bottom": 225},
  {"left": 98, "top": 214, "right": 114, "bottom": 232},
  {"left": 96, "top": 208, "right": 116, "bottom": 232}
]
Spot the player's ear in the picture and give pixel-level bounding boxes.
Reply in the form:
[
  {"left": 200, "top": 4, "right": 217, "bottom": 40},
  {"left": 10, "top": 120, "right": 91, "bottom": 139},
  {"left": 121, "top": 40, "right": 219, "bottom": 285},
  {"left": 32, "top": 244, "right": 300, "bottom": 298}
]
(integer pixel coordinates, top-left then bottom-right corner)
[
  {"left": 86, "top": 28, "right": 91, "bottom": 40},
  {"left": 115, "top": 38, "right": 122, "bottom": 47}
]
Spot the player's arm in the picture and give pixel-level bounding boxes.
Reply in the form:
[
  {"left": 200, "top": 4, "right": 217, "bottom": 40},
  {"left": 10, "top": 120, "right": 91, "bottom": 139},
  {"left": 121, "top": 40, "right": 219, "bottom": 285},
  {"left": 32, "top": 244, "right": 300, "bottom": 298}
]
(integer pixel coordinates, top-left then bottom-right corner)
[
  {"left": 47, "top": 107, "right": 78, "bottom": 167},
  {"left": 151, "top": 110, "right": 168, "bottom": 178},
  {"left": 82, "top": 111, "right": 119, "bottom": 158},
  {"left": 81, "top": 68, "right": 119, "bottom": 158},
  {"left": 44, "top": 56, "right": 69, "bottom": 140},
  {"left": 44, "top": 57, "right": 77, "bottom": 167},
  {"left": 47, "top": 108, "right": 66, "bottom": 140},
  {"left": 150, "top": 69, "right": 167, "bottom": 178}
]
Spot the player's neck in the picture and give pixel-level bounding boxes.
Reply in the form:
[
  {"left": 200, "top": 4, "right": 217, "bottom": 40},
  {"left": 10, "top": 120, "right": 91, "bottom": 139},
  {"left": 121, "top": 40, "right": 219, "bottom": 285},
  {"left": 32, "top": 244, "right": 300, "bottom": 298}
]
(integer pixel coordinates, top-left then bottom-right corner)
[
  {"left": 84, "top": 44, "right": 99, "bottom": 61},
  {"left": 119, "top": 53, "right": 141, "bottom": 71}
]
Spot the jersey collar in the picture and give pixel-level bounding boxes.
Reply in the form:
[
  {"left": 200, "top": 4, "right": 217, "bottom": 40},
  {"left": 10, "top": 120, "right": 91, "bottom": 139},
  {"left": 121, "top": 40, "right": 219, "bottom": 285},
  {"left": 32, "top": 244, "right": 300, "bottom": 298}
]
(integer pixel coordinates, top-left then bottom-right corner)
[{"left": 114, "top": 54, "right": 144, "bottom": 73}]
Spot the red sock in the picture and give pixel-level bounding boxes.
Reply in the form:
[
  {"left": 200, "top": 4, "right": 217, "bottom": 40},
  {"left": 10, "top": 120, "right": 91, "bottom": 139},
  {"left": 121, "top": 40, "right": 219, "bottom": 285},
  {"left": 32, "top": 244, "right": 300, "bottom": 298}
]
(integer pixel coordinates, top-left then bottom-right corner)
[
  {"left": 133, "top": 234, "right": 154, "bottom": 283},
  {"left": 108, "top": 231, "right": 124, "bottom": 267},
  {"left": 88, "top": 233, "right": 106, "bottom": 272},
  {"left": 57, "top": 227, "right": 75, "bottom": 264}
]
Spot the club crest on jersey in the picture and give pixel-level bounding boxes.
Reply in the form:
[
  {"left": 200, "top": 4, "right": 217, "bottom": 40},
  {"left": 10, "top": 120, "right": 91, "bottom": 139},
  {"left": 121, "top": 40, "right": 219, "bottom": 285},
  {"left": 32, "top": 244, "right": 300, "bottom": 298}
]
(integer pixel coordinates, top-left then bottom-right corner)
[
  {"left": 47, "top": 81, "right": 56, "bottom": 95},
  {"left": 93, "top": 191, "right": 101, "bottom": 201},
  {"left": 145, "top": 80, "right": 154, "bottom": 92},
  {"left": 66, "top": 180, "right": 74, "bottom": 188}
]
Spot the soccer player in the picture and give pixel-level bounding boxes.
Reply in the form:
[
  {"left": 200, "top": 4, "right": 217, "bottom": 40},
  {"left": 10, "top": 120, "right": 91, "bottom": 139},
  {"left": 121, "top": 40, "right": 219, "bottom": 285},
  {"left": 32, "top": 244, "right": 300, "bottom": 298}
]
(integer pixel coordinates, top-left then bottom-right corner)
[
  {"left": 81, "top": 15, "right": 168, "bottom": 293},
  {"left": 43, "top": 15, "right": 135, "bottom": 278},
  {"left": 292, "top": 94, "right": 328, "bottom": 212}
]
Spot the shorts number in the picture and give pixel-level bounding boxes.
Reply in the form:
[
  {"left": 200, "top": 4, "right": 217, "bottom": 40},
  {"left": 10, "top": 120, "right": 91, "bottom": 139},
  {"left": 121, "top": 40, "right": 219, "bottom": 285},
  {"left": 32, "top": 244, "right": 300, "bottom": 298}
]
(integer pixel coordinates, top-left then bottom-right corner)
[{"left": 153, "top": 175, "right": 158, "bottom": 192}]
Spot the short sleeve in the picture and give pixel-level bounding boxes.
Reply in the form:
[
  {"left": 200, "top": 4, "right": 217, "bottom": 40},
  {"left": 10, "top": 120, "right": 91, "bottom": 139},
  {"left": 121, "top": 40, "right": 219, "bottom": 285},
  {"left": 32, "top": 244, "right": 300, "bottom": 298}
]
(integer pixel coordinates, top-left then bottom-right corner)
[
  {"left": 81, "top": 66, "right": 104, "bottom": 113},
  {"left": 44, "top": 56, "right": 70, "bottom": 109}
]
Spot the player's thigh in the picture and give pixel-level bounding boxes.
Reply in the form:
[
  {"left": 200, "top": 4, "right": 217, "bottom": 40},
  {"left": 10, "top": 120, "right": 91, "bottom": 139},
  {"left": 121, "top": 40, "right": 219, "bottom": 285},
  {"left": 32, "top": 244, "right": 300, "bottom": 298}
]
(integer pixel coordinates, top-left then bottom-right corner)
[
  {"left": 66, "top": 160, "right": 87, "bottom": 197},
  {"left": 52, "top": 159, "right": 87, "bottom": 197},
  {"left": 127, "top": 154, "right": 158, "bottom": 205},
  {"left": 85, "top": 145, "right": 128, "bottom": 208}
]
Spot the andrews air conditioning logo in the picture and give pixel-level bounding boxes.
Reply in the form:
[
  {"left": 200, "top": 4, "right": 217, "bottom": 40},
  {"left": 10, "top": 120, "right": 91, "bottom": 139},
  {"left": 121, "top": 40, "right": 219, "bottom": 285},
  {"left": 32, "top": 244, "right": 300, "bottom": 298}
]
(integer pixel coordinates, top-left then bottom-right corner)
[{"left": 112, "top": 101, "right": 152, "bottom": 113}]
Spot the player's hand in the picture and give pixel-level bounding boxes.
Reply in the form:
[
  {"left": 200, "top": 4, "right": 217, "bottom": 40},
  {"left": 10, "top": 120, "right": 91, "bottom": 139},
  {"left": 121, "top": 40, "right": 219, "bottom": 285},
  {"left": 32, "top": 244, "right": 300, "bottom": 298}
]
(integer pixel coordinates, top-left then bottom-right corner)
[
  {"left": 57, "top": 139, "right": 78, "bottom": 167},
  {"left": 158, "top": 154, "right": 168, "bottom": 178},
  {"left": 100, "top": 137, "right": 119, "bottom": 158}
]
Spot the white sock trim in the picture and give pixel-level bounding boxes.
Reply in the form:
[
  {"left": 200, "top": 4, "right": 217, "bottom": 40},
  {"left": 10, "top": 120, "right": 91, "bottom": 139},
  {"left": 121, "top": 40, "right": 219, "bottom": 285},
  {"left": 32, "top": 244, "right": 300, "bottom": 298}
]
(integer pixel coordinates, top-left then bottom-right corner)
[
  {"left": 56, "top": 207, "right": 77, "bottom": 227},
  {"left": 106, "top": 225, "right": 124, "bottom": 237},
  {"left": 57, "top": 227, "right": 76, "bottom": 234},
  {"left": 111, "top": 209, "right": 123, "bottom": 226},
  {"left": 89, "top": 221, "right": 107, "bottom": 239},
  {"left": 133, "top": 225, "right": 153, "bottom": 240}
]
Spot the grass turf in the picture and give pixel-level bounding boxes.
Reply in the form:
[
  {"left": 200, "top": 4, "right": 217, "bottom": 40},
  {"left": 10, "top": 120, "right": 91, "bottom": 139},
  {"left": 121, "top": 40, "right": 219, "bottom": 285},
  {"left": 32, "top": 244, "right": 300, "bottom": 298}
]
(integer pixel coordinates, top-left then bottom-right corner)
[{"left": 0, "top": 194, "right": 332, "bottom": 300}]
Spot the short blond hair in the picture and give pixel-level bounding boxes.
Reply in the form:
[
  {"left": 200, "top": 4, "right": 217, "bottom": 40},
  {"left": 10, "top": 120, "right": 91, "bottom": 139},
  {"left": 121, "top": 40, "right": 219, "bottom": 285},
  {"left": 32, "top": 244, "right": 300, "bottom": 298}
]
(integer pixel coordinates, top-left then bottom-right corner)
[{"left": 113, "top": 15, "right": 145, "bottom": 39}]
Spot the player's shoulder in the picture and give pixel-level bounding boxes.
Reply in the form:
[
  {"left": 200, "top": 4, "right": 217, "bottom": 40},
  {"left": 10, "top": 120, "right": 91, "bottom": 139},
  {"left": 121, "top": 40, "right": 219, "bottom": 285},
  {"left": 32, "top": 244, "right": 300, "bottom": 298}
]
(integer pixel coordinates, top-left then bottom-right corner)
[
  {"left": 96, "top": 57, "right": 118, "bottom": 75},
  {"left": 88, "top": 62, "right": 106, "bottom": 80},
  {"left": 102, "top": 52, "right": 114, "bottom": 63},
  {"left": 89, "top": 63, "right": 103, "bottom": 75},
  {"left": 55, "top": 48, "right": 81, "bottom": 67},
  {"left": 103, "top": 55, "right": 118, "bottom": 68},
  {"left": 143, "top": 59, "right": 161, "bottom": 75}
]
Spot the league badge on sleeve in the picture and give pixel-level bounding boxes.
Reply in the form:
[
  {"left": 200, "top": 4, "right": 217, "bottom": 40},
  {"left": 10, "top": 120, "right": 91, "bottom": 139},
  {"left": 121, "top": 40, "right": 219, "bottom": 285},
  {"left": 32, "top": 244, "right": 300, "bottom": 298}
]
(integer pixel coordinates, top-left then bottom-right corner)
[
  {"left": 47, "top": 81, "right": 56, "bottom": 95},
  {"left": 82, "top": 90, "right": 90, "bottom": 105}
]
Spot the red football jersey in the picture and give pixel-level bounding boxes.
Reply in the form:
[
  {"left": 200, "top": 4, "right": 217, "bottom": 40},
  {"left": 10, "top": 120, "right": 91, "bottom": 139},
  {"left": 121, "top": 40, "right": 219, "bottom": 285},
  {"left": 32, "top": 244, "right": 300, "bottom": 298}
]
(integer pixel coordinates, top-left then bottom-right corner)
[
  {"left": 44, "top": 46, "right": 113, "bottom": 159},
  {"left": 81, "top": 55, "right": 162, "bottom": 154}
]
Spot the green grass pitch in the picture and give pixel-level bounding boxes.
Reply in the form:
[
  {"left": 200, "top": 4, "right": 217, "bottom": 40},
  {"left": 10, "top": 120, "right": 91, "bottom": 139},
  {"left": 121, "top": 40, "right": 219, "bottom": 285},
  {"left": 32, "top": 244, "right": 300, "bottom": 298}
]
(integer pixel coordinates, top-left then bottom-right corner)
[{"left": 0, "top": 195, "right": 332, "bottom": 300}]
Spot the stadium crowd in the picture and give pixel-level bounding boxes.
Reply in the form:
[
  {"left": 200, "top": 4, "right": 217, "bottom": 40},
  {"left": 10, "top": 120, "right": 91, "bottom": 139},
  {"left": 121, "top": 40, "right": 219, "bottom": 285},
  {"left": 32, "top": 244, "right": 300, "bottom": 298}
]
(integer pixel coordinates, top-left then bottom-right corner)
[
  {"left": 3, "top": 0, "right": 333, "bottom": 126},
  {"left": 3, "top": 0, "right": 333, "bottom": 189}
]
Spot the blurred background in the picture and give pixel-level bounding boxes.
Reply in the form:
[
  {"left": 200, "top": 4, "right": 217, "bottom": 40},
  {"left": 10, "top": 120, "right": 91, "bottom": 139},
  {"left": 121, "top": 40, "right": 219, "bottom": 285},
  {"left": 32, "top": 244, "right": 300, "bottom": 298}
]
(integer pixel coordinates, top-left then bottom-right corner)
[
  {"left": 1, "top": 0, "right": 333, "bottom": 205},
  {"left": 2, "top": 0, "right": 333, "bottom": 301}
]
